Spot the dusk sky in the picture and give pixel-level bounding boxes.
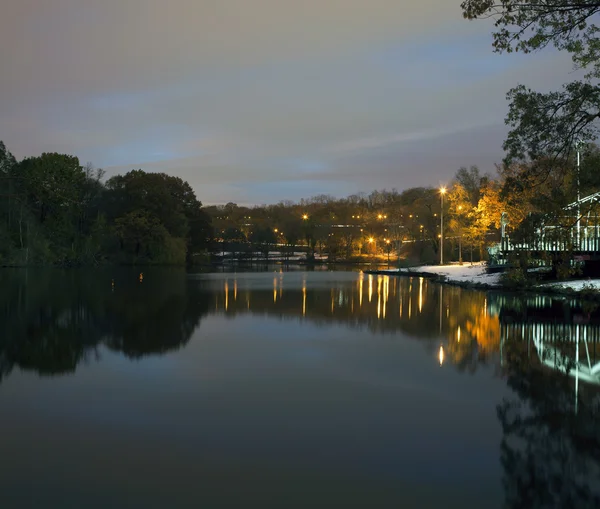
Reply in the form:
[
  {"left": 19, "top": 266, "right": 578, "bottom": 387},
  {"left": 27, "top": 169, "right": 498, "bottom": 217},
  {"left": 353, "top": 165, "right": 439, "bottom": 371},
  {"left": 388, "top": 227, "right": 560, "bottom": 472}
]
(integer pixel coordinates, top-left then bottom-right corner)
[{"left": 1, "top": 1, "right": 573, "bottom": 205}]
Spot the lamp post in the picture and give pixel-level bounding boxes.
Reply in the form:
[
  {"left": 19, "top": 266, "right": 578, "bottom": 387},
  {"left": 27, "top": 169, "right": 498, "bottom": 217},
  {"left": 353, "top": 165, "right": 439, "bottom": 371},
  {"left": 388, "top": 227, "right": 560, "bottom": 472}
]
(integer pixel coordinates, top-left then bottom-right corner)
[
  {"left": 576, "top": 140, "right": 582, "bottom": 247},
  {"left": 385, "top": 238, "right": 391, "bottom": 265},
  {"left": 440, "top": 187, "right": 446, "bottom": 265},
  {"left": 458, "top": 205, "right": 463, "bottom": 265},
  {"left": 367, "top": 237, "right": 375, "bottom": 261}
]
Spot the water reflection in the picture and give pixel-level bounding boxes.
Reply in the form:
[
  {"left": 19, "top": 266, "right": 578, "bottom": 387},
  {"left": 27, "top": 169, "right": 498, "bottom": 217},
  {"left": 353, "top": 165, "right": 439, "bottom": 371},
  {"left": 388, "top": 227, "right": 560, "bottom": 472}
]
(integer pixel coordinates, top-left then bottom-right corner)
[
  {"left": 205, "top": 273, "right": 600, "bottom": 505},
  {"left": 1, "top": 269, "right": 600, "bottom": 506},
  {"left": 207, "top": 275, "right": 600, "bottom": 386},
  {"left": 210, "top": 274, "right": 503, "bottom": 372},
  {"left": 5, "top": 269, "right": 600, "bottom": 389},
  {"left": 0, "top": 268, "right": 211, "bottom": 383}
]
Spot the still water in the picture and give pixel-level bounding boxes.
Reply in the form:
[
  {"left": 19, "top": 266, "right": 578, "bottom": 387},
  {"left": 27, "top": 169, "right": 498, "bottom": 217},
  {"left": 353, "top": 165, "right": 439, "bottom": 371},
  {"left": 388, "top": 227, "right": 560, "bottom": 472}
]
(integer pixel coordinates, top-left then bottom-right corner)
[{"left": 1, "top": 267, "right": 599, "bottom": 508}]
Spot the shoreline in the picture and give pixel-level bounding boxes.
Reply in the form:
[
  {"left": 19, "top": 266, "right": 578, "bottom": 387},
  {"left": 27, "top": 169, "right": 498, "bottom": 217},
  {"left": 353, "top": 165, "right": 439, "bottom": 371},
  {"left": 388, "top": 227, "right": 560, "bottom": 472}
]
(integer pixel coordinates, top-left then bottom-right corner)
[{"left": 364, "top": 265, "right": 600, "bottom": 300}]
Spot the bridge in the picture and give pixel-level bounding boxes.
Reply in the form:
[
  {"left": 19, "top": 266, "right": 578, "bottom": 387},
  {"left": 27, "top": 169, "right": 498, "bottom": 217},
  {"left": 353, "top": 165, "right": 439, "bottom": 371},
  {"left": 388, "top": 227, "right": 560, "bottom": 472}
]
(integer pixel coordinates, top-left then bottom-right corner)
[{"left": 490, "top": 191, "right": 600, "bottom": 264}]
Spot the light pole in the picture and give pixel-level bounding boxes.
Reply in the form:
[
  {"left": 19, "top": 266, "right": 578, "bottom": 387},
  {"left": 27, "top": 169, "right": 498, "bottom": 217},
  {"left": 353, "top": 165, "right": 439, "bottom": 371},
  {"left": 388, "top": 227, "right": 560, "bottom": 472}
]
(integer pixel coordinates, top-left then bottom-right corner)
[
  {"left": 440, "top": 187, "right": 446, "bottom": 265},
  {"left": 385, "top": 238, "right": 391, "bottom": 265},
  {"left": 367, "top": 237, "right": 375, "bottom": 260},
  {"left": 458, "top": 205, "right": 463, "bottom": 265},
  {"left": 576, "top": 140, "right": 582, "bottom": 247}
]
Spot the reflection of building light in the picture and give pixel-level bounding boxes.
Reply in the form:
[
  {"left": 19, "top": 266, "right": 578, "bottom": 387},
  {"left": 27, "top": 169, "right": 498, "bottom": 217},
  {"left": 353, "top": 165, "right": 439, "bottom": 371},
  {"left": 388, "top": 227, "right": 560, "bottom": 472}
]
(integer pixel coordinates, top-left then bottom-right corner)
[
  {"left": 302, "top": 285, "right": 306, "bottom": 317},
  {"left": 377, "top": 293, "right": 381, "bottom": 319},
  {"left": 368, "top": 275, "right": 373, "bottom": 302},
  {"left": 418, "top": 277, "right": 423, "bottom": 313},
  {"left": 439, "top": 346, "right": 444, "bottom": 366},
  {"left": 399, "top": 297, "right": 403, "bottom": 318},
  {"left": 385, "top": 276, "right": 389, "bottom": 303},
  {"left": 457, "top": 326, "right": 461, "bottom": 342},
  {"left": 225, "top": 281, "right": 229, "bottom": 311},
  {"left": 234, "top": 280, "right": 237, "bottom": 301},
  {"left": 409, "top": 296, "right": 412, "bottom": 319},
  {"left": 273, "top": 277, "right": 277, "bottom": 302},
  {"left": 359, "top": 278, "right": 363, "bottom": 307},
  {"left": 331, "top": 289, "right": 335, "bottom": 314}
]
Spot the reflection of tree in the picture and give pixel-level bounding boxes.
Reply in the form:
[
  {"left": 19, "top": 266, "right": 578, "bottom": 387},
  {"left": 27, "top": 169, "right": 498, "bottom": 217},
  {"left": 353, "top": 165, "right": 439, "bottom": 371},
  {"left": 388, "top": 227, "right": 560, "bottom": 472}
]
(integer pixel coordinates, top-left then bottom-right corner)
[
  {"left": 103, "top": 271, "right": 209, "bottom": 357},
  {"left": 0, "top": 268, "right": 210, "bottom": 382},
  {"left": 442, "top": 287, "right": 500, "bottom": 373},
  {"left": 498, "top": 340, "right": 600, "bottom": 508}
]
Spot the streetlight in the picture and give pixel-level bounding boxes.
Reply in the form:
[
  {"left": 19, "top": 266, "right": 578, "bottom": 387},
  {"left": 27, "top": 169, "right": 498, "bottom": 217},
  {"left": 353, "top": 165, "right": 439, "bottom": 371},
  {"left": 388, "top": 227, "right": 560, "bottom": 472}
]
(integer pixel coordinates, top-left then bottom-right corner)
[
  {"left": 576, "top": 140, "right": 583, "bottom": 246},
  {"left": 440, "top": 187, "right": 446, "bottom": 265},
  {"left": 385, "top": 238, "right": 392, "bottom": 265},
  {"left": 302, "top": 214, "right": 309, "bottom": 220},
  {"left": 367, "top": 237, "right": 375, "bottom": 257},
  {"left": 457, "top": 205, "right": 463, "bottom": 264}
]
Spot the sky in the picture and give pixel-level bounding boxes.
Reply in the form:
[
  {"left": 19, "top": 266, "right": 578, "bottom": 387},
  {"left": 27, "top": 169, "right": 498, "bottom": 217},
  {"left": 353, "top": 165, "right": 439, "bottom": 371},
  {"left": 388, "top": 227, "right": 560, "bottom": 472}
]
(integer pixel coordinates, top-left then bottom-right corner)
[{"left": 0, "top": 0, "right": 575, "bottom": 205}]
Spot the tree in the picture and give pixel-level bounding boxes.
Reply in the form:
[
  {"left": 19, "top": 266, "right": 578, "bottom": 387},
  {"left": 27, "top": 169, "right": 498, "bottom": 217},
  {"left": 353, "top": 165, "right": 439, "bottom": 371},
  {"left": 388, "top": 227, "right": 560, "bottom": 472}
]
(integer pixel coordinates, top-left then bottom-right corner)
[
  {"left": 448, "top": 183, "right": 472, "bottom": 263},
  {"left": 0, "top": 141, "right": 18, "bottom": 261},
  {"left": 105, "top": 170, "right": 211, "bottom": 263},
  {"left": 281, "top": 218, "right": 303, "bottom": 259},
  {"left": 454, "top": 166, "right": 488, "bottom": 206},
  {"left": 249, "top": 226, "right": 277, "bottom": 260},
  {"left": 461, "top": 1, "right": 600, "bottom": 182},
  {"left": 114, "top": 210, "right": 171, "bottom": 261}
]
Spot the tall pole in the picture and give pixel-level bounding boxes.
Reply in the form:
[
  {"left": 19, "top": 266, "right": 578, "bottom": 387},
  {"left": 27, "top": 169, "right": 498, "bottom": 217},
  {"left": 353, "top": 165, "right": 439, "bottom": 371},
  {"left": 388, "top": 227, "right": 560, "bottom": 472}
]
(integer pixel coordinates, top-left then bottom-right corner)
[
  {"left": 440, "top": 187, "right": 446, "bottom": 265},
  {"left": 458, "top": 205, "right": 463, "bottom": 264},
  {"left": 577, "top": 142, "right": 581, "bottom": 247}
]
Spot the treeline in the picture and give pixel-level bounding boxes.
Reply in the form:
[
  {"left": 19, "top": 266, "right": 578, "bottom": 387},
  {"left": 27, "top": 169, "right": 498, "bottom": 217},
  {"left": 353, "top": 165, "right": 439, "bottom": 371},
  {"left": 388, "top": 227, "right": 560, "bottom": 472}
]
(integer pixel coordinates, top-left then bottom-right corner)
[
  {"left": 3, "top": 136, "right": 599, "bottom": 267},
  {"left": 203, "top": 167, "right": 493, "bottom": 264},
  {"left": 205, "top": 149, "right": 600, "bottom": 264},
  {"left": 0, "top": 141, "right": 211, "bottom": 266}
]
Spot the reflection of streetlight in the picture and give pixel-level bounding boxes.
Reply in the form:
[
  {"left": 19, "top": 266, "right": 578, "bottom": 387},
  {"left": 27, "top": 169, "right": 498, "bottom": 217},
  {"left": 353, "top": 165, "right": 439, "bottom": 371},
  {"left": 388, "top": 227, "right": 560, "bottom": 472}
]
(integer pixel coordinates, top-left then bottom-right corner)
[
  {"left": 439, "top": 345, "right": 444, "bottom": 366},
  {"left": 440, "top": 187, "right": 446, "bottom": 265}
]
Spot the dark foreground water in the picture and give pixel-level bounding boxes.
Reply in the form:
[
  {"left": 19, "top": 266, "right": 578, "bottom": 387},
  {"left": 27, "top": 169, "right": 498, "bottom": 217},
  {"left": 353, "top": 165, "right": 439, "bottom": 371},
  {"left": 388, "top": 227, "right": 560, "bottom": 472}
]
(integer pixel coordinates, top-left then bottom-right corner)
[{"left": 1, "top": 267, "right": 599, "bottom": 508}]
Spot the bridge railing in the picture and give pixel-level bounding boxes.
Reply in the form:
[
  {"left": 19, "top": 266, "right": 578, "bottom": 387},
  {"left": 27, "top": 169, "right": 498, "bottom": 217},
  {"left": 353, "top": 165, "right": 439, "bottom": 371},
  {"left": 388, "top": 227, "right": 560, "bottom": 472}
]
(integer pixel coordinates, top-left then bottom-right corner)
[{"left": 500, "top": 230, "right": 600, "bottom": 253}]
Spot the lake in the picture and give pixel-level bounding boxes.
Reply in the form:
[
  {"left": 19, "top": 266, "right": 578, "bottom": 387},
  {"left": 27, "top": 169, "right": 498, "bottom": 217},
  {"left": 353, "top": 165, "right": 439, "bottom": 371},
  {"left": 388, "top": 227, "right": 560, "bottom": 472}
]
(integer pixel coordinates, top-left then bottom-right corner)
[{"left": 1, "top": 267, "right": 599, "bottom": 508}]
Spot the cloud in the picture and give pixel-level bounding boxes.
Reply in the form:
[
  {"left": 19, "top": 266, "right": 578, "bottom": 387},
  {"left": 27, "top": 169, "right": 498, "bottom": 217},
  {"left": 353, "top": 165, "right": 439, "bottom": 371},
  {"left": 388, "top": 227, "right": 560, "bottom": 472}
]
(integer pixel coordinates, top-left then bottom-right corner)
[{"left": 0, "top": 1, "right": 581, "bottom": 204}]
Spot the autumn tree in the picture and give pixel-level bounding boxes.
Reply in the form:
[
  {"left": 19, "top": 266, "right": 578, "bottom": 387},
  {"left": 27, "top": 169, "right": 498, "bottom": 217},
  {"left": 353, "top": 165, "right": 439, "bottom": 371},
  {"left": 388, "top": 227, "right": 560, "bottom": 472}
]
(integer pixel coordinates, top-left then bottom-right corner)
[{"left": 448, "top": 183, "right": 472, "bottom": 263}]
